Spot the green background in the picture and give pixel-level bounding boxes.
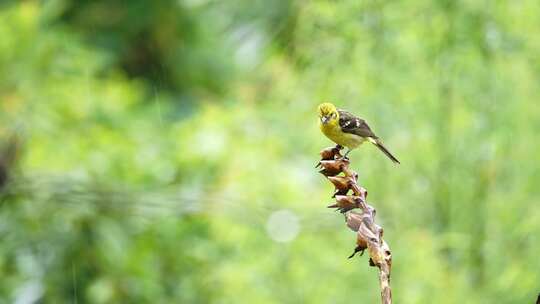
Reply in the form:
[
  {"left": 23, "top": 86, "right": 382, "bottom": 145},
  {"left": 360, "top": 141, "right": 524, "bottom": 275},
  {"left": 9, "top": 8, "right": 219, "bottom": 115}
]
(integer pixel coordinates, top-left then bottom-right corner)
[{"left": 1, "top": 1, "right": 539, "bottom": 303}]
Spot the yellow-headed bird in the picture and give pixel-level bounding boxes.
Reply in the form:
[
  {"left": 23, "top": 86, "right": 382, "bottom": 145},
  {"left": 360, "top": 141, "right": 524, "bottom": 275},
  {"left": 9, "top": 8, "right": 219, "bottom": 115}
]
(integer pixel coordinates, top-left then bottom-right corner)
[{"left": 318, "top": 102, "right": 400, "bottom": 164}]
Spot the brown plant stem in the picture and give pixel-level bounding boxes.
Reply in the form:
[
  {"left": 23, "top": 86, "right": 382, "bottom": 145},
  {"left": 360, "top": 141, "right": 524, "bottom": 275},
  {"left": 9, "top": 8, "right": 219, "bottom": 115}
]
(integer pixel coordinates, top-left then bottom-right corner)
[{"left": 318, "top": 145, "right": 392, "bottom": 304}]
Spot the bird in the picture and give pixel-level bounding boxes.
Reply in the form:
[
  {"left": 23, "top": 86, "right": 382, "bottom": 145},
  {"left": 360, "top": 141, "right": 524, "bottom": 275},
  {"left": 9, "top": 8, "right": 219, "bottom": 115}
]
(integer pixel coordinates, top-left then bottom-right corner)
[{"left": 318, "top": 102, "right": 400, "bottom": 164}]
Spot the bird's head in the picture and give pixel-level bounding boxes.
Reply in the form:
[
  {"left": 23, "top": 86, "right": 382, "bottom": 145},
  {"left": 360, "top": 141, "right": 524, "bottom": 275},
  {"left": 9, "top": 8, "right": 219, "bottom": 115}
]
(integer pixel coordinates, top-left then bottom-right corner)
[{"left": 318, "top": 102, "right": 339, "bottom": 125}]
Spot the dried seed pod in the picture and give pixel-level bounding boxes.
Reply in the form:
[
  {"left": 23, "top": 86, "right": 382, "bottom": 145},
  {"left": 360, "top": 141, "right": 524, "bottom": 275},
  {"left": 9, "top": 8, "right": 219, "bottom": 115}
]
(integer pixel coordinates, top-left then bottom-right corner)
[
  {"left": 318, "top": 159, "right": 349, "bottom": 176},
  {"left": 332, "top": 188, "right": 349, "bottom": 197},
  {"left": 318, "top": 160, "right": 343, "bottom": 176},
  {"left": 327, "top": 175, "right": 352, "bottom": 192},
  {"left": 327, "top": 195, "right": 360, "bottom": 213},
  {"left": 358, "top": 187, "right": 368, "bottom": 200},
  {"left": 346, "top": 211, "right": 363, "bottom": 232},
  {"left": 348, "top": 234, "right": 368, "bottom": 259},
  {"left": 319, "top": 145, "right": 343, "bottom": 160}
]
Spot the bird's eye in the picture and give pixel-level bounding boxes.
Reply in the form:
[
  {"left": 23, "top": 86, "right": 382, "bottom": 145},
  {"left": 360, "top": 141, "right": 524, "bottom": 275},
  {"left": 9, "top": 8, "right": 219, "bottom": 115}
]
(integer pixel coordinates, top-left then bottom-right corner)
[{"left": 332, "top": 112, "right": 337, "bottom": 119}]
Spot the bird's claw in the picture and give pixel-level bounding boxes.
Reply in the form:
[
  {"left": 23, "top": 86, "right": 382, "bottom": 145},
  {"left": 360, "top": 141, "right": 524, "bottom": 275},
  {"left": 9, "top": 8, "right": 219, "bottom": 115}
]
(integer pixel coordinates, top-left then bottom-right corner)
[{"left": 337, "top": 155, "right": 349, "bottom": 161}]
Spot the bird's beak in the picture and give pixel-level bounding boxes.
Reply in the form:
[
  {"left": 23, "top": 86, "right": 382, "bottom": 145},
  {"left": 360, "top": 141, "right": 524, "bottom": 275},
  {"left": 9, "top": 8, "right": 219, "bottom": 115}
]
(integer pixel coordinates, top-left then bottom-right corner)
[{"left": 321, "top": 116, "right": 329, "bottom": 124}]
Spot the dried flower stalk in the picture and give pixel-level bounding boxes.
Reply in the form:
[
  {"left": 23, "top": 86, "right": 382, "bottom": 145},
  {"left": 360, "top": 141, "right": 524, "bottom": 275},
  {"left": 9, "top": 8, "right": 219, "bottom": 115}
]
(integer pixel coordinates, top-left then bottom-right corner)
[{"left": 317, "top": 145, "right": 392, "bottom": 304}]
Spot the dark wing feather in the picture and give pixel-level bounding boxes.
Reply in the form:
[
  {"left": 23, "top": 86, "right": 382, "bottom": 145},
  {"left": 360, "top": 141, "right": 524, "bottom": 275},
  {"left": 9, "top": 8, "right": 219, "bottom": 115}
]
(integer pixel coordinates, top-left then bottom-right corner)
[{"left": 338, "top": 110, "right": 377, "bottom": 138}]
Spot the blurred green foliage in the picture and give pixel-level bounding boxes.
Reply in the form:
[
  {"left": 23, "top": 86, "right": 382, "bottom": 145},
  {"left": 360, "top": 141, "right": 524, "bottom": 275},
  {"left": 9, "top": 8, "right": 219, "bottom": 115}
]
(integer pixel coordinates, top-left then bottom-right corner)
[{"left": 1, "top": 0, "right": 540, "bottom": 303}]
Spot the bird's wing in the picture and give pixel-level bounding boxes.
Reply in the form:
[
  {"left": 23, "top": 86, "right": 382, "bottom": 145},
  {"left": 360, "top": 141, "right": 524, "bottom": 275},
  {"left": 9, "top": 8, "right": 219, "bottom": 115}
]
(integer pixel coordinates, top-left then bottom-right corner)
[{"left": 338, "top": 110, "right": 378, "bottom": 138}]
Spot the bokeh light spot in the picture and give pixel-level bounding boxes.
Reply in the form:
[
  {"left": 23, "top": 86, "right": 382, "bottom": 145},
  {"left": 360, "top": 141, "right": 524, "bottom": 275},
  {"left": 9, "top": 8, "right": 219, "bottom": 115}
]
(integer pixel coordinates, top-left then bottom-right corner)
[{"left": 266, "top": 209, "right": 300, "bottom": 243}]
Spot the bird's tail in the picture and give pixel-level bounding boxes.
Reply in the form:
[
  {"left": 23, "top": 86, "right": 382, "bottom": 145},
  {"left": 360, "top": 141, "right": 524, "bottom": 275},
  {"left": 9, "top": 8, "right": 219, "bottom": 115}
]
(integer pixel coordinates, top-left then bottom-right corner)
[{"left": 369, "top": 137, "right": 400, "bottom": 164}]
